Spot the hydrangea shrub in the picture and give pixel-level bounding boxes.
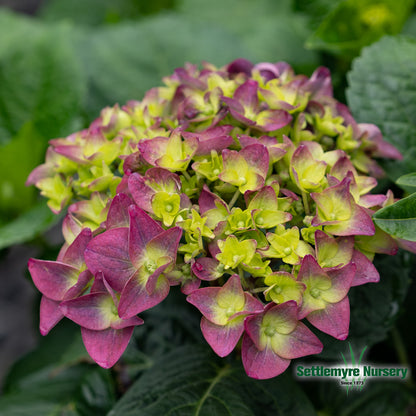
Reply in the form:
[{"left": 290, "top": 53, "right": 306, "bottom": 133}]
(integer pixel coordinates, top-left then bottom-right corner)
[{"left": 27, "top": 58, "right": 414, "bottom": 379}]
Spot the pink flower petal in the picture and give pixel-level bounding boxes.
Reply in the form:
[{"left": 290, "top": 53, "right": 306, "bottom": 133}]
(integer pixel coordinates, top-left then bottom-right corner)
[
  {"left": 241, "top": 334, "right": 290, "bottom": 380},
  {"left": 244, "top": 307, "right": 269, "bottom": 351},
  {"left": 138, "top": 136, "right": 168, "bottom": 166},
  {"left": 28, "top": 259, "right": 79, "bottom": 301},
  {"left": 201, "top": 316, "right": 244, "bottom": 357},
  {"left": 241, "top": 144, "right": 269, "bottom": 179},
  {"left": 191, "top": 257, "right": 223, "bottom": 281},
  {"left": 60, "top": 293, "right": 114, "bottom": 330},
  {"left": 84, "top": 227, "right": 135, "bottom": 292},
  {"left": 350, "top": 249, "right": 380, "bottom": 286},
  {"left": 183, "top": 126, "right": 234, "bottom": 156},
  {"left": 322, "top": 263, "right": 355, "bottom": 303},
  {"left": 198, "top": 185, "right": 229, "bottom": 215},
  {"left": 60, "top": 228, "right": 92, "bottom": 269},
  {"left": 122, "top": 151, "right": 150, "bottom": 176},
  {"left": 234, "top": 80, "right": 259, "bottom": 112},
  {"left": 243, "top": 293, "right": 265, "bottom": 315},
  {"left": 298, "top": 255, "right": 326, "bottom": 281},
  {"left": 256, "top": 109, "right": 292, "bottom": 131},
  {"left": 128, "top": 173, "right": 154, "bottom": 212},
  {"left": 227, "top": 58, "right": 253, "bottom": 76},
  {"left": 118, "top": 271, "right": 170, "bottom": 319},
  {"left": 63, "top": 269, "right": 93, "bottom": 300},
  {"left": 186, "top": 286, "right": 220, "bottom": 323},
  {"left": 307, "top": 296, "right": 350, "bottom": 340},
  {"left": 325, "top": 204, "right": 375, "bottom": 236},
  {"left": 397, "top": 238, "right": 416, "bottom": 253},
  {"left": 145, "top": 260, "right": 174, "bottom": 294},
  {"left": 253, "top": 61, "right": 292, "bottom": 80},
  {"left": 270, "top": 321, "right": 323, "bottom": 359},
  {"left": 359, "top": 194, "right": 387, "bottom": 208},
  {"left": 146, "top": 227, "right": 182, "bottom": 264},
  {"left": 39, "top": 296, "right": 63, "bottom": 336},
  {"left": 111, "top": 315, "right": 144, "bottom": 330},
  {"left": 106, "top": 193, "right": 133, "bottom": 229},
  {"left": 304, "top": 66, "right": 333, "bottom": 98},
  {"left": 128, "top": 206, "right": 164, "bottom": 265},
  {"left": 180, "top": 276, "right": 201, "bottom": 295},
  {"left": 81, "top": 326, "right": 134, "bottom": 368}
]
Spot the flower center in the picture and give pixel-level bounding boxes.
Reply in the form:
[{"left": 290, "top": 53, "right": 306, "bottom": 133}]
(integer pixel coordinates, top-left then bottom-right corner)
[
  {"left": 264, "top": 326, "right": 276, "bottom": 337},
  {"left": 165, "top": 203, "right": 173, "bottom": 213},
  {"left": 239, "top": 176, "right": 247, "bottom": 185},
  {"left": 225, "top": 307, "right": 235, "bottom": 317},
  {"left": 110, "top": 303, "right": 118, "bottom": 317},
  {"left": 144, "top": 259, "right": 157, "bottom": 274},
  {"left": 273, "top": 286, "right": 282, "bottom": 294},
  {"left": 237, "top": 220, "right": 245, "bottom": 228},
  {"left": 310, "top": 288, "right": 321, "bottom": 298},
  {"left": 283, "top": 247, "right": 292, "bottom": 255},
  {"left": 181, "top": 264, "right": 191, "bottom": 276}
]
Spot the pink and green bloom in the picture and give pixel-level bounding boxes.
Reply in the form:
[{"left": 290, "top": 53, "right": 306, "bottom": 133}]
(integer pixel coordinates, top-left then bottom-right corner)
[
  {"left": 28, "top": 228, "right": 93, "bottom": 335},
  {"left": 60, "top": 274, "right": 144, "bottom": 368},
  {"left": 297, "top": 255, "right": 355, "bottom": 340},
  {"left": 187, "top": 274, "right": 263, "bottom": 357},
  {"left": 84, "top": 206, "right": 182, "bottom": 319},
  {"left": 26, "top": 58, "right": 414, "bottom": 379},
  {"left": 264, "top": 225, "right": 313, "bottom": 265},
  {"left": 242, "top": 301, "right": 323, "bottom": 379},
  {"left": 219, "top": 144, "right": 269, "bottom": 193},
  {"left": 311, "top": 177, "right": 375, "bottom": 236}
]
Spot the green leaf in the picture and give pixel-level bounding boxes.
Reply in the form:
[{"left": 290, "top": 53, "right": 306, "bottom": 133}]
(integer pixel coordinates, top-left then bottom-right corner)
[
  {"left": 3, "top": 321, "right": 88, "bottom": 393},
  {"left": 396, "top": 172, "right": 416, "bottom": 190},
  {"left": 293, "top": 0, "right": 343, "bottom": 30},
  {"left": 75, "top": 368, "right": 116, "bottom": 416},
  {"left": 39, "top": 0, "right": 177, "bottom": 26},
  {"left": 108, "top": 345, "right": 316, "bottom": 416},
  {"left": 74, "top": 15, "right": 250, "bottom": 118},
  {"left": 0, "top": 322, "right": 90, "bottom": 416},
  {"left": 346, "top": 35, "right": 416, "bottom": 180},
  {"left": 179, "top": 0, "right": 318, "bottom": 71},
  {"left": 0, "top": 10, "right": 86, "bottom": 145},
  {"left": 314, "top": 381, "right": 414, "bottom": 416},
  {"left": 0, "top": 202, "right": 59, "bottom": 250},
  {"left": 372, "top": 192, "right": 416, "bottom": 241},
  {"left": 0, "top": 321, "right": 118, "bottom": 416},
  {"left": 0, "top": 401, "right": 61, "bottom": 416},
  {"left": 402, "top": 12, "right": 416, "bottom": 37},
  {"left": 306, "top": 0, "right": 415, "bottom": 56},
  {"left": 126, "top": 287, "right": 203, "bottom": 358},
  {"left": 0, "top": 123, "right": 45, "bottom": 218}
]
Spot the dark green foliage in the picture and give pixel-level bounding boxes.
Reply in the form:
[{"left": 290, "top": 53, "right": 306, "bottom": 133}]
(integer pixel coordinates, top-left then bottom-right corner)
[{"left": 347, "top": 36, "right": 416, "bottom": 180}]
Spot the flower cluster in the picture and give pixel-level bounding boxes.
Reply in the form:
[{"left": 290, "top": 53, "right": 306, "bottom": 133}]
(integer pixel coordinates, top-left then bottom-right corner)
[{"left": 28, "top": 59, "right": 413, "bottom": 379}]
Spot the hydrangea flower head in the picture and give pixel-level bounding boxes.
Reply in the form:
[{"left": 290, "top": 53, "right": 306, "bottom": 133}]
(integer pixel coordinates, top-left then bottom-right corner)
[{"left": 27, "top": 58, "right": 412, "bottom": 378}]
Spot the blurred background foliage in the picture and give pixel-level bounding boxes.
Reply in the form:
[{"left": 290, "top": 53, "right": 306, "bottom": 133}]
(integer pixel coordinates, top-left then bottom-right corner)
[
  {"left": 1, "top": 0, "right": 415, "bottom": 236},
  {"left": 0, "top": 0, "right": 416, "bottom": 415}
]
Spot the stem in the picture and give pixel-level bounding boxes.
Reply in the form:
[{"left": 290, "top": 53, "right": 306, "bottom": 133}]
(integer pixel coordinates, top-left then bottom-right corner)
[
  {"left": 301, "top": 191, "right": 310, "bottom": 215},
  {"left": 250, "top": 286, "right": 268, "bottom": 293},
  {"left": 229, "top": 188, "right": 241, "bottom": 209},
  {"left": 182, "top": 170, "right": 191, "bottom": 181},
  {"left": 391, "top": 326, "right": 414, "bottom": 386},
  {"left": 238, "top": 266, "right": 246, "bottom": 289},
  {"left": 391, "top": 326, "right": 409, "bottom": 366}
]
